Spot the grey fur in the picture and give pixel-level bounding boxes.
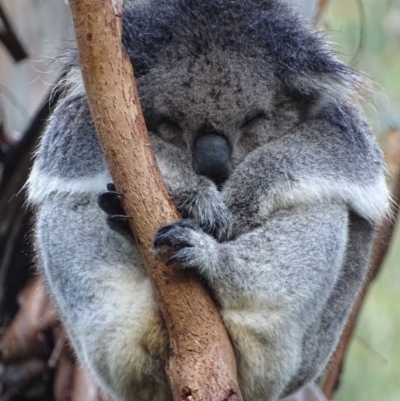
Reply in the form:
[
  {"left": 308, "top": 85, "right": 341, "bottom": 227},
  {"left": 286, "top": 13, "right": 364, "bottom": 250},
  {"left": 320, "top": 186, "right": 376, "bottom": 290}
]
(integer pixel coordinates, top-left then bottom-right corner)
[{"left": 27, "top": 0, "right": 389, "bottom": 401}]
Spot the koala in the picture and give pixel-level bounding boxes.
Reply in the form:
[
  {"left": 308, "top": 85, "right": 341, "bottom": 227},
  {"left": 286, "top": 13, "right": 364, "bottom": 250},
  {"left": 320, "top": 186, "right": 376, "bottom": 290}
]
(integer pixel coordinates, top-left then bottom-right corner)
[{"left": 26, "top": 0, "right": 389, "bottom": 400}]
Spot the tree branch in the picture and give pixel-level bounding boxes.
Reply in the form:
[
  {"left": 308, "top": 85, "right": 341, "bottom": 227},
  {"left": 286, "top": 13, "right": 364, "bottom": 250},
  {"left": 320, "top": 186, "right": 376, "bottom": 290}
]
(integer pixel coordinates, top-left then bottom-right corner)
[
  {"left": 0, "top": 5, "right": 28, "bottom": 62},
  {"left": 67, "top": 2, "right": 243, "bottom": 401}
]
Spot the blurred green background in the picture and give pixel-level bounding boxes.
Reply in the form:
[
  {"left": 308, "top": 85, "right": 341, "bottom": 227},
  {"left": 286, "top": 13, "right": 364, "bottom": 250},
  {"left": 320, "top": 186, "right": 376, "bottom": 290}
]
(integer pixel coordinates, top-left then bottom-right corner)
[{"left": 320, "top": 1, "right": 400, "bottom": 400}]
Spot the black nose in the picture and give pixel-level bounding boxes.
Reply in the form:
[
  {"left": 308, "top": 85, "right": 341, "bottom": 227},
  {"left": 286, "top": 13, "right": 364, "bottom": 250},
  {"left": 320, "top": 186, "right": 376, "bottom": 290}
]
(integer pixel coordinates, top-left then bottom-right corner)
[{"left": 192, "top": 134, "right": 232, "bottom": 186}]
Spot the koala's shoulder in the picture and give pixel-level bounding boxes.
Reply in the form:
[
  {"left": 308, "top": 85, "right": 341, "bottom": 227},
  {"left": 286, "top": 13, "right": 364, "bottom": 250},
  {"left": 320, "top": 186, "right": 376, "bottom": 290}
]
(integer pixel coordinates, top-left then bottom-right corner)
[{"left": 35, "top": 93, "right": 106, "bottom": 180}]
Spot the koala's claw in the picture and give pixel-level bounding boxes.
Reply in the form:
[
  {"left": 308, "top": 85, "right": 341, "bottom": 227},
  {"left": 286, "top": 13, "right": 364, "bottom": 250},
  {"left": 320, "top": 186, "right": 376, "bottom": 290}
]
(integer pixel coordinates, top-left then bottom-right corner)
[
  {"left": 153, "top": 219, "right": 198, "bottom": 249},
  {"left": 156, "top": 219, "right": 197, "bottom": 236},
  {"left": 99, "top": 184, "right": 132, "bottom": 237},
  {"left": 153, "top": 219, "right": 218, "bottom": 277},
  {"left": 98, "top": 190, "right": 124, "bottom": 216},
  {"left": 107, "top": 182, "right": 117, "bottom": 192},
  {"left": 166, "top": 248, "right": 193, "bottom": 267},
  {"left": 107, "top": 215, "right": 131, "bottom": 236}
]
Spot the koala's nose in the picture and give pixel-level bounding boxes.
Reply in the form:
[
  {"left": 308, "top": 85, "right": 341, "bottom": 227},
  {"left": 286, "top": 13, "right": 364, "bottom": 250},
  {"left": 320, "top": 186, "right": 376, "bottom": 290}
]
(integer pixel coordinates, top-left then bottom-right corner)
[{"left": 192, "top": 134, "right": 233, "bottom": 186}]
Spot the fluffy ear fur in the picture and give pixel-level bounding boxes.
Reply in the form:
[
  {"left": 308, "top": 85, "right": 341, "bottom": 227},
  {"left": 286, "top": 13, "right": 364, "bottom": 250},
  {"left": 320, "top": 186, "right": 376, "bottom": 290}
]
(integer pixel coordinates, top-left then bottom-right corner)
[
  {"left": 293, "top": 71, "right": 363, "bottom": 115},
  {"left": 54, "top": 0, "right": 364, "bottom": 113},
  {"left": 122, "top": 0, "right": 362, "bottom": 109}
]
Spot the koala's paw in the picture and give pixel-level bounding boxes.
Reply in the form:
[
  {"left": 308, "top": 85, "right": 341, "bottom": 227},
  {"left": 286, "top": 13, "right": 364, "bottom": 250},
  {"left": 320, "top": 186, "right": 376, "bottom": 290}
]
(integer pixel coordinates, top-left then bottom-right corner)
[
  {"left": 98, "top": 183, "right": 131, "bottom": 237},
  {"left": 176, "top": 188, "right": 233, "bottom": 242},
  {"left": 153, "top": 219, "right": 218, "bottom": 278}
]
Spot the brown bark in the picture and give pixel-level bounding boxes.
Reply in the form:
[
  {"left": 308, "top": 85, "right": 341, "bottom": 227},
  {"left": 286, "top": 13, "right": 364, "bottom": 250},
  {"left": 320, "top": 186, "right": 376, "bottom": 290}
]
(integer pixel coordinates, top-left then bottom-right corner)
[
  {"left": 322, "top": 171, "right": 400, "bottom": 399},
  {"left": 67, "top": 2, "right": 242, "bottom": 401},
  {"left": 0, "top": 277, "right": 56, "bottom": 364},
  {"left": 71, "top": 366, "right": 102, "bottom": 401}
]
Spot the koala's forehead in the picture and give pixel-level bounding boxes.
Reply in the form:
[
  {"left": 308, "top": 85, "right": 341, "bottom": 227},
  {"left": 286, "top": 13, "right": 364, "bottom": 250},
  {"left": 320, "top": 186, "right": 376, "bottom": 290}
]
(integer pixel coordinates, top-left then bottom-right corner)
[{"left": 137, "top": 50, "right": 277, "bottom": 125}]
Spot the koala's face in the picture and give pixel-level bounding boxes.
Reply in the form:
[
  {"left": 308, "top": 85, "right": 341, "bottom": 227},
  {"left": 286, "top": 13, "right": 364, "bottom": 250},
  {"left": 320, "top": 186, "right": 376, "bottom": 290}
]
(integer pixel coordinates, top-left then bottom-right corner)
[{"left": 137, "top": 49, "right": 299, "bottom": 185}]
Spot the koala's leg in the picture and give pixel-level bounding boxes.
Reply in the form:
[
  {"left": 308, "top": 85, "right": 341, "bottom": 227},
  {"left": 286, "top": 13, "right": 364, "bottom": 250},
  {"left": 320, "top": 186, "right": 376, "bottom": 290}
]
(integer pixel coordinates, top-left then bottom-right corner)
[
  {"left": 35, "top": 193, "right": 170, "bottom": 401},
  {"left": 283, "top": 213, "right": 374, "bottom": 395},
  {"left": 154, "top": 203, "right": 350, "bottom": 400}
]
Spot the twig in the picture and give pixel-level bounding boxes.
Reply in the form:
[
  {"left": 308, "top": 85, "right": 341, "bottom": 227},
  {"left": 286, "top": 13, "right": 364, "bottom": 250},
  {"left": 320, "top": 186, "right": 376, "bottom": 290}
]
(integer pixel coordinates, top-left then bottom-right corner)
[
  {"left": 71, "top": 366, "right": 101, "bottom": 401},
  {"left": 350, "top": 0, "right": 366, "bottom": 66},
  {"left": 53, "top": 346, "right": 74, "bottom": 401},
  {"left": 0, "top": 5, "right": 28, "bottom": 62},
  {"left": 314, "top": 0, "right": 331, "bottom": 24}
]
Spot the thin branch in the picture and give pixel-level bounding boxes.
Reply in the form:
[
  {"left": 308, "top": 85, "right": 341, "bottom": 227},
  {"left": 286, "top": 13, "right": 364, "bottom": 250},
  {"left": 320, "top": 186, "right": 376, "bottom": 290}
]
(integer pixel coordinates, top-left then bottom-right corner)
[
  {"left": 314, "top": 0, "right": 331, "bottom": 24},
  {"left": 350, "top": 0, "right": 366, "bottom": 66},
  {"left": 0, "top": 5, "right": 28, "bottom": 62}
]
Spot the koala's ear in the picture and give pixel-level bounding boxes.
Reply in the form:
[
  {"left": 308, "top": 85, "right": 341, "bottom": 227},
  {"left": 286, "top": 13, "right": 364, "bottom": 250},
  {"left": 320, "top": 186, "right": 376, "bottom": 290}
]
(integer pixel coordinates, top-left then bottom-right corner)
[
  {"left": 251, "top": 1, "right": 367, "bottom": 115},
  {"left": 291, "top": 69, "right": 365, "bottom": 116}
]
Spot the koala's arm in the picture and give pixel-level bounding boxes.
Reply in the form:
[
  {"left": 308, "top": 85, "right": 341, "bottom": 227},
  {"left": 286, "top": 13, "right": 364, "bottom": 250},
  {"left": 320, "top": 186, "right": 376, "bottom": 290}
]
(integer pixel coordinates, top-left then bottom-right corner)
[
  {"left": 223, "top": 116, "right": 388, "bottom": 235},
  {"left": 155, "top": 201, "right": 351, "bottom": 400}
]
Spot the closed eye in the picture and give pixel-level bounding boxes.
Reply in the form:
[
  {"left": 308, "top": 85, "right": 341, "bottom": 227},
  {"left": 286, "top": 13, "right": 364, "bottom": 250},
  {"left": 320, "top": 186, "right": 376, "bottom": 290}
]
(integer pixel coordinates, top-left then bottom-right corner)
[
  {"left": 156, "top": 115, "right": 185, "bottom": 148},
  {"left": 240, "top": 111, "right": 269, "bottom": 129},
  {"left": 159, "top": 116, "right": 182, "bottom": 131}
]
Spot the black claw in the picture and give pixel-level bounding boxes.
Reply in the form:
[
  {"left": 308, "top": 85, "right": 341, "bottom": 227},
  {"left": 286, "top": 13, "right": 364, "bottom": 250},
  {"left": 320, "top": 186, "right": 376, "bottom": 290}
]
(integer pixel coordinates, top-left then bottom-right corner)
[
  {"left": 153, "top": 219, "right": 197, "bottom": 249},
  {"left": 166, "top": 253, "right": 183, "bottom": 266},
  {"left": 154, "top": 229, "right": 178, "bottom": 249},
  {"left": 157, "top": 219, "right": 196, "bottom": 236},
  {"left": 166, "top": 248, "right": 192, "bottom": 267},
  {"left": 98, "top": 191, "right": 125, "bottom": 215},
  {"left": 107, "top": 182, "right": 116, "bottom": 192},
  {"left": 153, "top": 233, "right": 173, "bottom": 249},
  {"left": 107, "top": 215, "right": 132, "bottom": 237},
  {"left": 154, "top": 230, "right": 192, "bottom": 249}
]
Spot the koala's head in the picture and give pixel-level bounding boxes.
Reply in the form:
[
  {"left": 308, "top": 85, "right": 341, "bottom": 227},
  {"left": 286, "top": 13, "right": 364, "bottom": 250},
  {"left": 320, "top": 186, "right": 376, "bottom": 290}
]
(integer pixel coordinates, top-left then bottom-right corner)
[
  {"left": 137, "top": 49, "right": 289, "bottom": 185},
  {"left": 122, "top": 0, "right": 361, "bottom": 185}
]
